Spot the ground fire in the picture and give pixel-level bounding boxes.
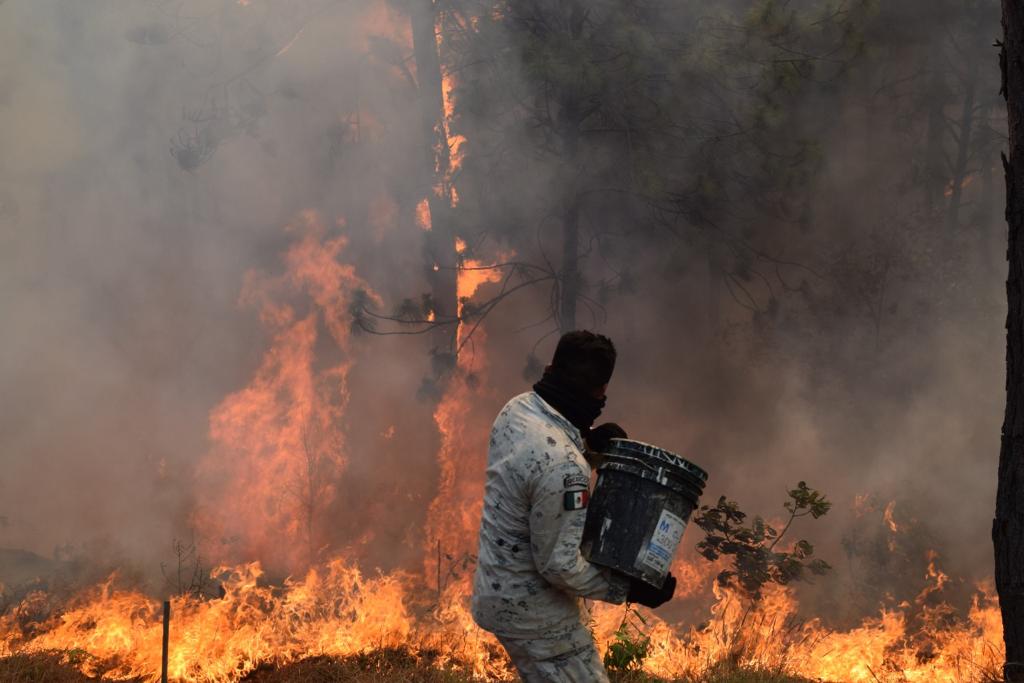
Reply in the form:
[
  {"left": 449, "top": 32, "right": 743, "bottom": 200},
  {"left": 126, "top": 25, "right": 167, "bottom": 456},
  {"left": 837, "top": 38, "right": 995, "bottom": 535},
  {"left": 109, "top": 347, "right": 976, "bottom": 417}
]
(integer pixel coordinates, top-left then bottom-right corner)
[
  {"left": 0, "top": 0, "right": 1015, "bottom": 681},
  {"left": 0, "top": 216, "right": 1006, "bottom": 682}
]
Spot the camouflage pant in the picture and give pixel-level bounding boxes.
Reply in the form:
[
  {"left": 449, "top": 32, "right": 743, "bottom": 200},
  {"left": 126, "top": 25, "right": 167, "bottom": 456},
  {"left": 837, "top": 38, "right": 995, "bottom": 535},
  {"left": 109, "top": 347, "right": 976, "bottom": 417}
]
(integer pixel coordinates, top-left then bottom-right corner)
[{"left": 496, "top": 622, "right": 609, "bottom": 683}]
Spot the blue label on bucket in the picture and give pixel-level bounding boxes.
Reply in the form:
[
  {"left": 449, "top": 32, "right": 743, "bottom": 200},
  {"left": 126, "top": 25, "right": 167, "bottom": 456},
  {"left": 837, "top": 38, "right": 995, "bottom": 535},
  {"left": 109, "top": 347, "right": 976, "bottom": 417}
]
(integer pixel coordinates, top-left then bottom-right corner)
[{"left": 636, "top": 510, "right": 686, "bottom": 575}]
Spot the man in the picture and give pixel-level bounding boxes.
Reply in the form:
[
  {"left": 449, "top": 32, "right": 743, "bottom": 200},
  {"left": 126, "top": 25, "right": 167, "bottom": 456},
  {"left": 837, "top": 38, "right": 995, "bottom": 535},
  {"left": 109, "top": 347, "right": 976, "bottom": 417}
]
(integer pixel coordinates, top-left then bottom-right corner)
[{"left": 471, "top": 331, "right": 677, "bottom": 682}]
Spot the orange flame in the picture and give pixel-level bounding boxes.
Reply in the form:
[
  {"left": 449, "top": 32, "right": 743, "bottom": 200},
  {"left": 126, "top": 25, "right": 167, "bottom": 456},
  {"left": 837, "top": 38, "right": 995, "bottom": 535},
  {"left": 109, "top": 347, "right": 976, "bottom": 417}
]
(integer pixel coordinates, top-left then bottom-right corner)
[
  {"left": 884, "top": 500, "right": 900, "bottom": 533},
  {"left": 422, "top": 240, "right": 514, "bottom": 578},
  {"left": 0, "top": 214, "right": 1005, "bottom": 683},
  {"left": 1, "top": 4, "right": 1008, "bottom": 682},
  {"left": 1, "top": 562, "right": 1003, "bottom": 682},
  {"left": 193, "top": 211, "right": 375, "bottom": 575},
  {"left": 416, "top": 197, "right": 432, "bottom": 231},
  {"left": 435, "top": 12, "right": 463, "bottom": 207}
]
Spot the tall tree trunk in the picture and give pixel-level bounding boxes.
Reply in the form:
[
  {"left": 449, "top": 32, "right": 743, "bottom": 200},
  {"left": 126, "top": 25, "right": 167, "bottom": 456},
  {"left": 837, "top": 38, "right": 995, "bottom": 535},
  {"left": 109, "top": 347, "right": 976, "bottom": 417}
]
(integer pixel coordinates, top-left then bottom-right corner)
[
  {"left": 557, "top": 98, "right": 581, "bottom": 334},
  {"left": 559, "top": 195, "right": 580, "bottom": 332},
  {"left": 981, "top": 97, "right": 998, "bottom": 272},
  {"left": 924, "top": 49, "right": 948, "bottom": 215},
  {"left": 996, "top": 5, "right": 1024, "bottom": 680},
  {"left": 706, "top": 237, "right": 722, "bottom": 336},
  {"left": 556, "top": 1, "right": 586, "bottom": 334},
  {"left": 410, "top": 0, "right": 459, "bottom": 359},
  {"left": 948, "top": 59, "right": 980, "bottom": 232}
]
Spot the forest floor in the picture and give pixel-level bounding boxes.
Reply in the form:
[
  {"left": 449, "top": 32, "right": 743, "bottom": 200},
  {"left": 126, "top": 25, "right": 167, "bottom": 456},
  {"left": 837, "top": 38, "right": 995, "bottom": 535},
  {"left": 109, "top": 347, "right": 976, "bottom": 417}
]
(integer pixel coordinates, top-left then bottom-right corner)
[{"left": 0, "top": 649, "right": 820, "bottom": 683}]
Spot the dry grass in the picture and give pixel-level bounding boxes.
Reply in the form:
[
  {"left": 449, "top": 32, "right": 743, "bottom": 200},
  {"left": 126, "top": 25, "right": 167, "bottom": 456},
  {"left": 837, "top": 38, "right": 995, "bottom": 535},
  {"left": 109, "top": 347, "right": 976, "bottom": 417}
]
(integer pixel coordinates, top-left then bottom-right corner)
[
  {"left": 0, "top": 649, "right": 476, "bottom": 683},
  {"left": 0, "top": 652, "right": 100, "bottom": 683},
  {"left": 690, "top": 664, "right": 819, "bottom": 683},
  {"left": 608, "top": 665, "right": 816, "bottom": 683},
  {"left": 242, "top": 649, "right": 475, "bottom": 682},
  {"left": 0, "top": 650, "right": 820, "bottom": 682}
]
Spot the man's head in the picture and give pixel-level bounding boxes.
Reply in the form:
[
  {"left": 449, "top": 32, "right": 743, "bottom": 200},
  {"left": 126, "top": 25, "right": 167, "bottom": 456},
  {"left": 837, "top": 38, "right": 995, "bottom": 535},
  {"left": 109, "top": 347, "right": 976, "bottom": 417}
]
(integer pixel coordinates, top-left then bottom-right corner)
[{"left": 546, "top": 330, "right": 617, "bottom": 399}]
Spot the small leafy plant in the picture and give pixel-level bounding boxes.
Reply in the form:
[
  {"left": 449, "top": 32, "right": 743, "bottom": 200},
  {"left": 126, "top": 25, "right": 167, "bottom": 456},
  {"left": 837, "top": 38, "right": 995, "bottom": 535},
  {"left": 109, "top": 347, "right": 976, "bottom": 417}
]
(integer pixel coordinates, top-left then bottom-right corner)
[
  {"left": 603, "top": 605, "right": 652, "bottom": 673},
  {"left": 694, "top": 481, "right": 832, "bottom": 601}
]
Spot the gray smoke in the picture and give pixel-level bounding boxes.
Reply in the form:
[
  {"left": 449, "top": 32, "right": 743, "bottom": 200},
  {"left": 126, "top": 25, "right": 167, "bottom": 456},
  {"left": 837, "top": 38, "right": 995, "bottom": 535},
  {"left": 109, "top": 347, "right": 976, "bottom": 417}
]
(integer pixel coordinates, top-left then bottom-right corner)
[{"left": 0, "top": 0, "right": 1005, "bottom": 621}]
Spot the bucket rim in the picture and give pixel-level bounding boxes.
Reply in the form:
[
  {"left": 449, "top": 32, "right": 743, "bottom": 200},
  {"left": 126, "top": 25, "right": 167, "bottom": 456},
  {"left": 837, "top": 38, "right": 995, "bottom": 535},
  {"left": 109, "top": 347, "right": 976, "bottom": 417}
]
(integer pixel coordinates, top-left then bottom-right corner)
[{"left": 604, "top": 438, "right": 709, "bottom": 482}]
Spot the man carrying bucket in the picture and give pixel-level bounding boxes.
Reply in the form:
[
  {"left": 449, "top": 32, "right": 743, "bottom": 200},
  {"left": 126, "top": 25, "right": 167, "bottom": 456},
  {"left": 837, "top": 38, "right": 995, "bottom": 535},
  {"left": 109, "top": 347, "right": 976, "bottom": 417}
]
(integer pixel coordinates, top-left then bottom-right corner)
[{"left": 471, "top": 331, "right": 677, "bottom": 683}]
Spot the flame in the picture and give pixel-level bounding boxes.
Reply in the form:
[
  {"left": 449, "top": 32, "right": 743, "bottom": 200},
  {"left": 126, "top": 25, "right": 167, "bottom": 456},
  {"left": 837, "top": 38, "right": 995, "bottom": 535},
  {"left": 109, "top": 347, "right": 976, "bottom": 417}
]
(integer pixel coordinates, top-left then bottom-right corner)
[
  {"left": 456, "top": 244, "right": 512, "bottom": 351},
  {"left": 0, "top": 213, "right": 1006, "bottom": 682},
  {"left": 416, "top": 197, "right": 432, "bottom": 231},
  {"left": 2, "top": 3, "right": 1009, "bottom": 681},
  {"left": 456, "top": 244, "right": 507, "bottom": 302},
  {"left": 944, "top": 173, "right": 977, "bottom": 198},
  {"left": 192, "top": 210, "right": 375, "bottom": 575},
  {"left": 918, "top": 550, "right": 951, "bottom": 604},
  {"left": 439, "top": 50, "right": 465, "bottom": 177},
  {"left": 448, "top": 134, "right": 466, "bottom": 178},
  {"left": 852, "top": 493, "right": 873, "bottom": 516},
  {"left": 884, "top": 500, "right": 900, "bottom": 533},
  {"left": 2, "top": 562, "right": 1001, "bottom": 682},
  {"left": 2, "top": 562, "right": 416, "bottom": 681},
  {"left": 435, "top": 12, "right": 463, "bottom": 206},
  {"left": 422, "top": 376, "right": 488, "bottom": 576},
  {"left": 670, "top": 553, "right": 721, "bottom": 600},
  {"left": 422, "top": 239, "right": 514, "bottom": 579},
  {"left": 1, "top": 214, "right": 1004, "bottom": 681}
]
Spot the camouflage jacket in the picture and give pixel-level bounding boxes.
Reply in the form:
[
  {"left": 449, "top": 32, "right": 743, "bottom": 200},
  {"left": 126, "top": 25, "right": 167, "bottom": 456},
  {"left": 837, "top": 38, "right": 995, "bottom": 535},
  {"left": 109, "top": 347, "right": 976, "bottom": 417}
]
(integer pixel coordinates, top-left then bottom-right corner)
[{"left": 471, "top": 391, "right": 630, "bottom": 639}]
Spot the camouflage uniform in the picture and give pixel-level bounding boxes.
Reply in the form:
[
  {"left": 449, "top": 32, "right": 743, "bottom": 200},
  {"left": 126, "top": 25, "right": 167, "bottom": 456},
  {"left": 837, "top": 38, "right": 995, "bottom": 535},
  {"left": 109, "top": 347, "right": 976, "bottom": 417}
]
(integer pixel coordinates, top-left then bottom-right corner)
[
  {"left": 496, "top": 621, "right": 607, "bottom": 683},
  {"left": 471, "top": 391, "right": 630, "bottom": 683}
]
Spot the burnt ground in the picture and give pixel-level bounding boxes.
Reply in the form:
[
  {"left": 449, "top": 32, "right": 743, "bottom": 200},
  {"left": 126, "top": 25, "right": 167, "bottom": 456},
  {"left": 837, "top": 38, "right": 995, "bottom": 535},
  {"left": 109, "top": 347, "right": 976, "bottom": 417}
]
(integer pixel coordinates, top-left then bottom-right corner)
[
  {"left": 0, "top": 650, "right": 820, "bottom": 682},
  {"left": 0, "top": 652, "right": 97, "bottom": 683}
]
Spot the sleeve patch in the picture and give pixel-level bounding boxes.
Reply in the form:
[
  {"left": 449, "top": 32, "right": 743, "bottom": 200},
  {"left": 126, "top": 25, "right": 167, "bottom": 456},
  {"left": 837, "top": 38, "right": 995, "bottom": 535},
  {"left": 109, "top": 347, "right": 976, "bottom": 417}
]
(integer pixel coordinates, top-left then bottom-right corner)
[
  {"left": 563, "top": 489, "right": 589, "bottom": 511},
  {"left": 563, "top": 473, "right": 589, "bottom": 489}
]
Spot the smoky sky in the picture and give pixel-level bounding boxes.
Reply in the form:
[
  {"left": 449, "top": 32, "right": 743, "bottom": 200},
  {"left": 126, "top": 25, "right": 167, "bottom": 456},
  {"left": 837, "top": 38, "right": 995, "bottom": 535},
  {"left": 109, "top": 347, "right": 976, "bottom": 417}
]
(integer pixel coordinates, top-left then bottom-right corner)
[{"left": 0, "top": 0, "right": 1007, "bottom": 610}]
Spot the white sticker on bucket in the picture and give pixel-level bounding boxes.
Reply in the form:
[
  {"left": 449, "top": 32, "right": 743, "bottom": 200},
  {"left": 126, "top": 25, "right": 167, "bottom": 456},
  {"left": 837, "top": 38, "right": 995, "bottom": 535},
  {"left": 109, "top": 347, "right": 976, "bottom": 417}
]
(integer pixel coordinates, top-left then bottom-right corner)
[{"left": 636, "top": 510, "right": 686, "bottom": 575}]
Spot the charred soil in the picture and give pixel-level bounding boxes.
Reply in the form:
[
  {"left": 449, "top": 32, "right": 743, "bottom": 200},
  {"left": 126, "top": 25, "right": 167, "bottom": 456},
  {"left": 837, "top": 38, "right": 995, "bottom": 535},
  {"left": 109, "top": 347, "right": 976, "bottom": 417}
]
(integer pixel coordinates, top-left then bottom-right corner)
[{"left": 0, "top": 649, "right": 824, "bottom": 683}]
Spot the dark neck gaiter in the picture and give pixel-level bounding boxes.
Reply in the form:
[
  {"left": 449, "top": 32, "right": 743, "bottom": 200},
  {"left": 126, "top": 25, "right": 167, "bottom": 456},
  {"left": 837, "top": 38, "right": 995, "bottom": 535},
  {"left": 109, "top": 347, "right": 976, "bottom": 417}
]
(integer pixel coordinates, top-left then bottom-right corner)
[{"left": 533, "top": 370, "right": 606, "bottom": 435}]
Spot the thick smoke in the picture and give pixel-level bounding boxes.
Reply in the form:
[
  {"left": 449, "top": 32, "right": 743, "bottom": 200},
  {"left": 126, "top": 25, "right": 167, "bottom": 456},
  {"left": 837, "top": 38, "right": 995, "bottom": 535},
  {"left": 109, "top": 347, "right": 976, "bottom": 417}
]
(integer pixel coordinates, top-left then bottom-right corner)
[{"left": 0, "top": 0, "right": 1005, "bottom": 622}]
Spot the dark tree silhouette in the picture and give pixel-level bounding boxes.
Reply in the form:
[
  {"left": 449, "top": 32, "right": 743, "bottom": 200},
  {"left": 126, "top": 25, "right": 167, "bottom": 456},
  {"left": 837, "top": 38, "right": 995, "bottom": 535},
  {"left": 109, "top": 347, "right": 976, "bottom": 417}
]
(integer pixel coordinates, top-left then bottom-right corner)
[
  {"left": 409, "top": 0, "right": 460, "bottom": 358},
  {"left": 997, "top": 2, "right": 1024, "bottom": 680}
]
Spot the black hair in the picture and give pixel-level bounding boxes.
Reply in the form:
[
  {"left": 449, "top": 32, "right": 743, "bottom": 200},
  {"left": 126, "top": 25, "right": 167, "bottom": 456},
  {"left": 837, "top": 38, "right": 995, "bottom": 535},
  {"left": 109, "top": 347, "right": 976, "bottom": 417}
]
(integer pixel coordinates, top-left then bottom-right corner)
[{"left": 548, "top": 330, "right": 617, "bottom": 393}]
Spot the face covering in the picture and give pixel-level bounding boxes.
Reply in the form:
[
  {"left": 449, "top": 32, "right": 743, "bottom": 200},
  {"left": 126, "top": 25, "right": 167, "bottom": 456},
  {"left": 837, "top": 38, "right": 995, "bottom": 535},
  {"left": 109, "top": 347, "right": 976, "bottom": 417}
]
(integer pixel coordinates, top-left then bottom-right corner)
[{"left": 532, "top": 369, "right": 606, "bottom": 435}]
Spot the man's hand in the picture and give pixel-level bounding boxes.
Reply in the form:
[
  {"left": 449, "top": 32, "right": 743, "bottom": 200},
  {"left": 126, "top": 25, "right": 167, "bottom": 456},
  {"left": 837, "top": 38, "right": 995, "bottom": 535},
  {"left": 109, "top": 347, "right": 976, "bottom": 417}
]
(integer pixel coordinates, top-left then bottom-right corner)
[
  {"left": 586, "top": 422, "right": 628, "bottom": 455},
  {"left": 626, "top": 573, "right": 677, "bottom": 609}
]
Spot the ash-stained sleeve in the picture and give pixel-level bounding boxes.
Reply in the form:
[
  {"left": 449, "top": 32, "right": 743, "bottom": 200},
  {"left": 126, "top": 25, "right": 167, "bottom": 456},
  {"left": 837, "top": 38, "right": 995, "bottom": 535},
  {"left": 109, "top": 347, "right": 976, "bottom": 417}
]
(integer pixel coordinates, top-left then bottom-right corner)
[{"left": 528, "top": 458, "right": 630, "bottom": 603}]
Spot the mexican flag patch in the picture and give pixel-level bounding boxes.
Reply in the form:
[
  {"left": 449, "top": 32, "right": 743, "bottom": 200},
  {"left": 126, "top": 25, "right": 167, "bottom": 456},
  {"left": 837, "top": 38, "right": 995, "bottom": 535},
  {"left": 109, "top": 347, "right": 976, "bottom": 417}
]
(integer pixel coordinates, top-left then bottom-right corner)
[{"left": 564, "top": 490, "right": 589, "bottom": 511}]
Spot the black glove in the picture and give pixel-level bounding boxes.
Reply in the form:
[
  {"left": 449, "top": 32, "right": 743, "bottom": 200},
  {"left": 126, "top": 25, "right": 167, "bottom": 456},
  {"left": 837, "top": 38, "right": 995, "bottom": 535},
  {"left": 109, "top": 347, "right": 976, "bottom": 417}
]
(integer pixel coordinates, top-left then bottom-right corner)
[
  {"left": 586, "top": 422, "right": 628, "bottom": 455},
  {"left": 627, "top": 573, "right": 676, "bottom": 609}
]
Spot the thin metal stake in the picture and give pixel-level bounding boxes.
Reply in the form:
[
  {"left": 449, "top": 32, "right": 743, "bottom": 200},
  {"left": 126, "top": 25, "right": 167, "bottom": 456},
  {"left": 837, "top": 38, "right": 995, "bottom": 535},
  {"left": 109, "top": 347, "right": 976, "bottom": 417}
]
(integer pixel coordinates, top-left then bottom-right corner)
[{"left": 161, "top": 600, "right": 170, "bottom": 683}]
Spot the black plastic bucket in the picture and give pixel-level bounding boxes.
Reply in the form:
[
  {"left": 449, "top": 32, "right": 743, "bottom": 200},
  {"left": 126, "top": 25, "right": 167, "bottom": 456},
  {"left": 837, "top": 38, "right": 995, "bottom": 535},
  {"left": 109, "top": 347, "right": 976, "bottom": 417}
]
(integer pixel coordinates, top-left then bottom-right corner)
[{"left": 581, "top": 439, "right": 708, "bottom": 588}]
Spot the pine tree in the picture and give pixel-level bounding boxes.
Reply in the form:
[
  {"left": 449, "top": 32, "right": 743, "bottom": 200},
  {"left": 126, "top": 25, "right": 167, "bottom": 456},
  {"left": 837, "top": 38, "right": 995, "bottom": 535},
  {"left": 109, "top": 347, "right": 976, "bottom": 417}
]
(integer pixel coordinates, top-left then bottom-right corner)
[{"left": 997, "top": 2, "right": 1024, "bottom": 679}]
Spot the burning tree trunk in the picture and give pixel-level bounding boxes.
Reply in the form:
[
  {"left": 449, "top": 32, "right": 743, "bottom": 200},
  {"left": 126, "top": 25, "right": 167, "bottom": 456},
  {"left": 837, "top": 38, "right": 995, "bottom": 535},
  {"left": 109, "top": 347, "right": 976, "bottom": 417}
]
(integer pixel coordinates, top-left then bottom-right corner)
[
  {"left": 410, "top": 0, "right": 459, "bottom": 359},
  {"left": 996, "top": 4, "right": 1024, "bottom": 680}
]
